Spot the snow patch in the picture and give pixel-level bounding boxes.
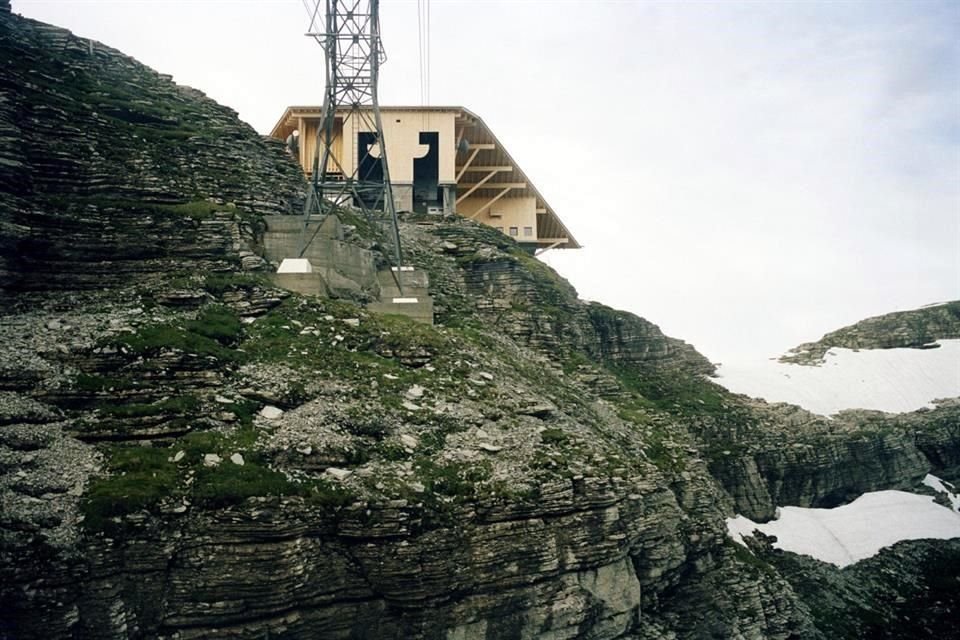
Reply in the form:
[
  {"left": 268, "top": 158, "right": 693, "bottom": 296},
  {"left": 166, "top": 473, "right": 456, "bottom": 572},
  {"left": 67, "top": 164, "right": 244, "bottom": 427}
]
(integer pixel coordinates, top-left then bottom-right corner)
[
  {"left": 726, "top": 488, "right": 960, "bottom": 567},
  {"left": 714, "top": 339, "right": 960, "bottom": 415},
  {"left": 923, "top": 474, "right": 960, "bottom": 512}
]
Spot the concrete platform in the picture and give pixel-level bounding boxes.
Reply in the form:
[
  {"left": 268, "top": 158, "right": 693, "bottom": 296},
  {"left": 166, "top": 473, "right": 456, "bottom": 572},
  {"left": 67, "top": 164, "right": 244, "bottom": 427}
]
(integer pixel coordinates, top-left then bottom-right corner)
[
  {"left": 263, "top": 215, "right": 379, "bottom": 298},
  {"left": 263, "top": 214, "right": 434, "bottom": 324},
  {"left": 367, "top": 267, "right": 434, "bottom": 325},
  {"left": 367, "top": 295, "right": 434, "bottom": 325}
]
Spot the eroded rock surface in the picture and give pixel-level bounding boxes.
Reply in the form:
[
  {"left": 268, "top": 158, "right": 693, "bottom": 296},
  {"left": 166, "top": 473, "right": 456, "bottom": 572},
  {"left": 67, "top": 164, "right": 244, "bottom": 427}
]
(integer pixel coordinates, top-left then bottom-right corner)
[{"left": 1, "top": 8, "right": 958, "bottom": 640}]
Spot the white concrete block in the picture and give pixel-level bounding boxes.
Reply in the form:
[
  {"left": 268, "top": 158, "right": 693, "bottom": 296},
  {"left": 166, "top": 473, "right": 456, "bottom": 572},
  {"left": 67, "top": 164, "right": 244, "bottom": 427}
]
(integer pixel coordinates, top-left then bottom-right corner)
[{"left": 277, "top": 258, "right": 313, "bottom": 274}]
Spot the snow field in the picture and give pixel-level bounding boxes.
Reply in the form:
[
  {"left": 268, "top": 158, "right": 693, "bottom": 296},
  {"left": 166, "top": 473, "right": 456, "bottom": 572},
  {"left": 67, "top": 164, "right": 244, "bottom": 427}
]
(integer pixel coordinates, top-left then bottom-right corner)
[
  {"left": 727, "top": 476, "right": 960, "bottom": 568},
  {"left": 714, "top": 340, "right": 960, "bottom": 416}
]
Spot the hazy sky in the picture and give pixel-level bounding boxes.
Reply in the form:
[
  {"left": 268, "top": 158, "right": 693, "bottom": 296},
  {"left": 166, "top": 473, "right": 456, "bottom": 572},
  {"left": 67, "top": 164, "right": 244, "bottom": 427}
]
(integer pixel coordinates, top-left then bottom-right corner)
[{"left": 12, "top": 0, "right": 960, "bottom": 363}]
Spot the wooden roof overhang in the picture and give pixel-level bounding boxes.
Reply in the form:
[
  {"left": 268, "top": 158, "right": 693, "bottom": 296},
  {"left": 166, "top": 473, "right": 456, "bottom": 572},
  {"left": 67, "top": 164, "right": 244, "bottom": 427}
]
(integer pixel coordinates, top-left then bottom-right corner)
[{"left": 453, "top": 107, "right": 579, "bottom": 250}]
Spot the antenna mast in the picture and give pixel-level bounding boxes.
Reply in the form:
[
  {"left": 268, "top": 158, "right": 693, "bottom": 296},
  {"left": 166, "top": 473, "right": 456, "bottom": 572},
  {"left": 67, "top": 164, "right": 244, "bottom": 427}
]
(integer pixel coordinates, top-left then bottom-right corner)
[{"left": 301, "top": 0, "right": 402, "bottom": 267}]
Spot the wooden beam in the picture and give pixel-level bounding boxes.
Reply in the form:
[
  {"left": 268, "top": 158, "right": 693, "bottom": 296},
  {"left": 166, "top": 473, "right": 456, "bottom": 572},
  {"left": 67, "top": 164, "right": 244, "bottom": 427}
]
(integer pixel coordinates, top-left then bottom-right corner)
[
  {"left": 459, "top": 165, "right": 513, "bottom": 172},
  {"left": 467, "top": 187, "right": 513, "bottom": 219},
  {"left": 535, "top": 207, "right": 547, "bottom": 214},
  {"left": 455, "top": 127, "right": 465, "bottom": 150},
  {"left": 456, "top": 170, "right": 499, "bottom": 204},
  {"left": 455, "top": 147, "right": 480, "bottom": 182},
  {"left": 466, "top": 143, "right": 495, "bottom": 150},
  {"left": 535, "top": 239, "right": 567, "bottom": 256},
  {"left": 456, "top": 182, "right": 526, "bottom": 190},
  {"left": 297, "top": 116, "right": 305, "bottom": 169}
]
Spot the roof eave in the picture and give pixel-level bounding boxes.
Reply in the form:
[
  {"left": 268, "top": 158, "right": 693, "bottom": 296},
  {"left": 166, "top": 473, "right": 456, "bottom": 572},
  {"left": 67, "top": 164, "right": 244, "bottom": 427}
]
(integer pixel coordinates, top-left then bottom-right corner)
[{"left": 459, "top": 107, "right": 580, "bottom": 249}]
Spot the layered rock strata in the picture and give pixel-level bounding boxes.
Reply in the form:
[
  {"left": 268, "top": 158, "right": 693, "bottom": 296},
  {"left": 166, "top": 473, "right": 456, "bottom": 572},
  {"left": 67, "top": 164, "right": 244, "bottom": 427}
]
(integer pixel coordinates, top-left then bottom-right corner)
[
  {"left": 0, "top": 8, "right": 304, "bottom": 300},
  {"left": 1, "top": 9, "right": 957, "bottom": 640}
]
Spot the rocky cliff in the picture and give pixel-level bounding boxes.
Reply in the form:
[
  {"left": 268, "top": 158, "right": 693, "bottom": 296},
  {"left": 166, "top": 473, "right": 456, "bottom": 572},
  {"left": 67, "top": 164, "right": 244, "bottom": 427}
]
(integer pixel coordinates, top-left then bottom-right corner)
[
  {"left": 1, "top": 8, "right": 958, "bottom": 640},
  {"left": 0, "top": 4, "right": 304, "bottom": 300},
  {"left": 704, "top": 399, "right": 960, "bottom": 521}
]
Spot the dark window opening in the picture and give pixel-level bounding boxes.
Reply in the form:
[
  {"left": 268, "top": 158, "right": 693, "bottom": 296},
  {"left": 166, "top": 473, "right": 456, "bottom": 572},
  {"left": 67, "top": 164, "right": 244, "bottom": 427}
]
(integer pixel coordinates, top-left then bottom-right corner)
[
  {"left": 357, "top": 132, "right": 384, "bottom": 208},
  {"left": 413, "top": 131, "right": 439, "bottom": 213}
]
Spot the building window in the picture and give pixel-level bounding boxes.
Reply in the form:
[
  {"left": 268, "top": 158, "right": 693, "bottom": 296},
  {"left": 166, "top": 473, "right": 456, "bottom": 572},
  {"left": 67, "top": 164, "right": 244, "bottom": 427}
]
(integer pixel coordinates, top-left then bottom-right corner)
[
  {"left": 523, "top": 226, "right": 533, "bottom": 237},
  {"left": 509, "top": 227, "right": 518, "bottom": 237},
  {"left": 496, "top": 226, "right": 504, "bottom": 233}
]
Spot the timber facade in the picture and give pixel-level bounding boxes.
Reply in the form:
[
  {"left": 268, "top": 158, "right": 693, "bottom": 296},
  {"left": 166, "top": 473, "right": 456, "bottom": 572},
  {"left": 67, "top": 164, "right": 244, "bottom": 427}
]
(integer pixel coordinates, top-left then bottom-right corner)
[{"left": 270, "top": 106, "right": 579, "bottom": 252}]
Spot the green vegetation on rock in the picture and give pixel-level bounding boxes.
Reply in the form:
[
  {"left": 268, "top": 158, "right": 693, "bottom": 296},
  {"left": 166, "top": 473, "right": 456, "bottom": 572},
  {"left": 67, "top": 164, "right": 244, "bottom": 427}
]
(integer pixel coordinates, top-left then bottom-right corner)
[
  {"left": 107, "top": 305, "right": 244, "bottom": 362},
  {"left": 82, "top": 446, "right": 178, "bottom": 531}
]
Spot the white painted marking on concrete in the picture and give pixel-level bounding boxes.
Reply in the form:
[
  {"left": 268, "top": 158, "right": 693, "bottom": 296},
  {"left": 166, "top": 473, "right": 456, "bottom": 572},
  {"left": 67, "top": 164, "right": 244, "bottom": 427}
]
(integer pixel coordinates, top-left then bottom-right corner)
[
  {"left": 392, "top": 297, "right": 419, "bottom": 304},
  {"left": 277, "top": 258, "right": 313, "bottom": 274}
]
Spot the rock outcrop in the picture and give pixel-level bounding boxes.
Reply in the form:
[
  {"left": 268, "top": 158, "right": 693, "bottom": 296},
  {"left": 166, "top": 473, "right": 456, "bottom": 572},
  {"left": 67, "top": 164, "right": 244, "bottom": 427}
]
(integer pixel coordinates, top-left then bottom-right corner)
[
  {"left": 705, "top": 401, "right": 960, "bottom": 520},
  {"left": 403, "top": 221, "right": 712, "bottom": 375},
  {"left": 1, "top": 9, "right": 957, "bottom": 640},
  {"left": 782, "top": 301, "right": 960, "bottom": 363},
  {"left": 0, "top": 8, "right": 305, "bottom": 300},
  {"left": 752, "top": 535, "right": 960, "bottom": 640}
]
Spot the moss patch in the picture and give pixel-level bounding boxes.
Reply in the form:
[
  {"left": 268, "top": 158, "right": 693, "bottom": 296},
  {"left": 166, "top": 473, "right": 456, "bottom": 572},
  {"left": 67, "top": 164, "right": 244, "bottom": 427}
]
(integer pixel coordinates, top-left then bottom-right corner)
[
  {"left": 82, "top": 446, "right": 179, "bottom": 531},
  {"left": 96, "top": 394, "right": 199, "bottom": 418},
  {"left": 107, "top": 305, "right": 244, "bottom": 363},
  {"left": 82, "top": 422, "right": 353, "bottom": 532}
]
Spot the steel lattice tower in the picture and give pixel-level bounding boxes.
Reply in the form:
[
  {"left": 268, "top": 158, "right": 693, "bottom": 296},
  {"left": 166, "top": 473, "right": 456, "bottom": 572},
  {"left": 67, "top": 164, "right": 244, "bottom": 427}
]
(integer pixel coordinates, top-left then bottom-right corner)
[{"left": 301, "top": 0, "right": 402, "bottom": 266}]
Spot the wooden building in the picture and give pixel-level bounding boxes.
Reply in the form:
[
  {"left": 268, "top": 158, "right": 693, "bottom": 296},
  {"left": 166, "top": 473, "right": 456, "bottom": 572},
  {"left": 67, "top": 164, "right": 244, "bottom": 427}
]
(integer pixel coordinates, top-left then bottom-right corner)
[{"left": 269, "top": 106, "right": 579, "bottom": 252}]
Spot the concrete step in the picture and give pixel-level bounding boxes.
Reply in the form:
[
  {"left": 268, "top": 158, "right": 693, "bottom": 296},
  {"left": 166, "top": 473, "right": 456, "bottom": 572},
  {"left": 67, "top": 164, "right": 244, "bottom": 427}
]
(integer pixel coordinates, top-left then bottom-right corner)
[
  {"left": 376, "top": 266, "right": 428, "bottom": 297},
  {"left": 271, "top": 272, "right": 328, "bottom": 297},
  {"left": 366, "top": 266, "right": 434, "bottom": 324},
  {"left": 377, "top": 266, "right": 428, "bottom": 287},
  {"left": 367, "top": 296, "right": 434, "bottom": 325}
]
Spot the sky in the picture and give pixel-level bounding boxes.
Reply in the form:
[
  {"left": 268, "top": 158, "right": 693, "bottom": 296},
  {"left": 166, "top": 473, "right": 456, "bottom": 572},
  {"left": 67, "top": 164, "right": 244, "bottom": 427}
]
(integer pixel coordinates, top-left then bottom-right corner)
[{"left": 12, "top": 0, "right": 960, "bottom": 364}]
